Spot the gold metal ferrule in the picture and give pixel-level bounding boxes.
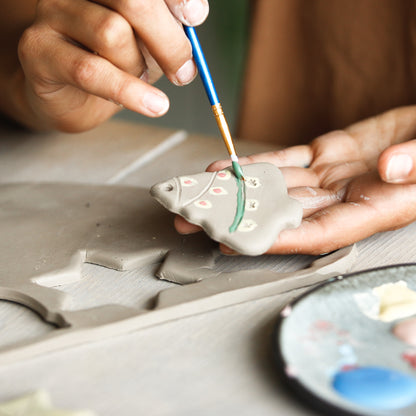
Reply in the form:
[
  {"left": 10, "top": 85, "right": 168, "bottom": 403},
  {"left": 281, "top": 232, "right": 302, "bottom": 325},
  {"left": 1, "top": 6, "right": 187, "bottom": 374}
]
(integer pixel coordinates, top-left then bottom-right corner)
[{"left": 211, "top": 103, "right": 237, "bottom": 157}]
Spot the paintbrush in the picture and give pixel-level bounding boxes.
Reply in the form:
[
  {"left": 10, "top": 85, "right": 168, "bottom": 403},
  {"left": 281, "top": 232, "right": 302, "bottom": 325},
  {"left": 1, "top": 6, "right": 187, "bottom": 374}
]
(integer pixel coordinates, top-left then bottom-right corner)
[{"left": 184, "top": 25, "right": 245, "bottom": 181}]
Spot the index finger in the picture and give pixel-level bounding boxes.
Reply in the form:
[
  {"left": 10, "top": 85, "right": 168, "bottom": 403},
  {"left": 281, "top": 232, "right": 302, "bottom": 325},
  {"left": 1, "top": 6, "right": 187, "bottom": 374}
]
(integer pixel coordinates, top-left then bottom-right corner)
[{"left": 206, "top": 145, "right": 313, "bottom": 172}]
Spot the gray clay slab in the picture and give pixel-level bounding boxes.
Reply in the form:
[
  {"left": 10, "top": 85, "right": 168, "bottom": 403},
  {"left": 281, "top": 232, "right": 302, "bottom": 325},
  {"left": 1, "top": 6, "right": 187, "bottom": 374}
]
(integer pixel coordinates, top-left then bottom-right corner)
[
  {"left": 0, "top": 182, "right": 355, "bottom": 364},
  {"left": 0, "top": 121, "right": 176, "bottom": 184}
]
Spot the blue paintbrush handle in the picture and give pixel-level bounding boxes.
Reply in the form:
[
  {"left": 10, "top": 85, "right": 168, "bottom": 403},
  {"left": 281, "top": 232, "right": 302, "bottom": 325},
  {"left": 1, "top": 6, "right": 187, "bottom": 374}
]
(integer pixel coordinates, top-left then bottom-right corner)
[
  {"left": 184, "top": 26, "right": 219, "bottom": 106},
  {"left": 183, "top": 25, "right": 244, "bottom": 182}
]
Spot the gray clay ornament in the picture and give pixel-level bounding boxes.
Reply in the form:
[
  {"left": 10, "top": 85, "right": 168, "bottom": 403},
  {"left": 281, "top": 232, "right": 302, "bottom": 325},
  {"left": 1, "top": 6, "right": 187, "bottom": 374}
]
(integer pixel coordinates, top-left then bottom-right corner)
[{"left": 150, "top": 163, "right": 303, "bottom": 255}]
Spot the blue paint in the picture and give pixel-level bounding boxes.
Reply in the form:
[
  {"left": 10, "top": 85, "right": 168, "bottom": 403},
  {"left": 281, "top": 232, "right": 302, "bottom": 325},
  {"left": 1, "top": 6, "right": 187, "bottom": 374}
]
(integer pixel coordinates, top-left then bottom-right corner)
[{"left": 333, "top": 366, "right": 416, "bottom": 410}]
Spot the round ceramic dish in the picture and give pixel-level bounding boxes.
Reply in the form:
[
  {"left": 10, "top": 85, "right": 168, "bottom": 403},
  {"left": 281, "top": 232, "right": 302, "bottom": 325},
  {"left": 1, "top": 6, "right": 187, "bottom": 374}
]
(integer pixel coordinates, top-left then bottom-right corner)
[{"left": 274, "top": 264, "right": 416, "bottom": 416}]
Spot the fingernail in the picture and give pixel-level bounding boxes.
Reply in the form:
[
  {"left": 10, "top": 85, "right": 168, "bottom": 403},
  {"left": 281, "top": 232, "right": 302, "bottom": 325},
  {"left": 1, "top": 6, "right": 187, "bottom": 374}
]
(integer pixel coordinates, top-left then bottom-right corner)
[
  {"left": 174, "top": 59, "right": 197, "bottom": 86},
  {"left": 182, "top": 0, "right": 208, "bottom": 26},
  {"left": 386, "top": 154, "right": 413, "bottom": 182},
  {"left": 140, "top": 70, "right": 149, "bottom": 83},
  {"left": 142, "top": 91, "right": 169, "bottom": 116}
]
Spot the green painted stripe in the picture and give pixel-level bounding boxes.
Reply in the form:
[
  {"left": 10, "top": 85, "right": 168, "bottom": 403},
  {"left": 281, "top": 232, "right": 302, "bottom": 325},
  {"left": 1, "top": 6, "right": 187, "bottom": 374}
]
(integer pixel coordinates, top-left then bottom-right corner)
[{"left": 229, "top": 172, "right": 246, "bottom": 233}]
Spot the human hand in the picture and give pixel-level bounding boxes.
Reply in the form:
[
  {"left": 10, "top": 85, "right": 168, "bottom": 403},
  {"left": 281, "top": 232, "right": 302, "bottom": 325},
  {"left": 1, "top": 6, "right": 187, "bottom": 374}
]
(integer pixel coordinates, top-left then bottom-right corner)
[
  {"left": 175, "top": 106, "right": 416, "bottom": 255},
  {"left": 16, "top": 0, "right": 209, "bottom": 131}
]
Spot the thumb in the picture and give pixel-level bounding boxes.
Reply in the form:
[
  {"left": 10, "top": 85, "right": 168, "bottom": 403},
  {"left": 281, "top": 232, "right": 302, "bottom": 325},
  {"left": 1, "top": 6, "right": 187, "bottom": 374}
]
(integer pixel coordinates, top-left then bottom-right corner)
[{"left": 378, "top": 140, "right": 416, "bottom": 184}]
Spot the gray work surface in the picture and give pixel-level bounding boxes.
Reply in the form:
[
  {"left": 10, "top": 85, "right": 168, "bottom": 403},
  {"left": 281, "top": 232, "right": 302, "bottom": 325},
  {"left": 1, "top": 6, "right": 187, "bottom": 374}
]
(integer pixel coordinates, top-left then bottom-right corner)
[{"left": 0, "top": 120, "right": 415, "bottom": 415}]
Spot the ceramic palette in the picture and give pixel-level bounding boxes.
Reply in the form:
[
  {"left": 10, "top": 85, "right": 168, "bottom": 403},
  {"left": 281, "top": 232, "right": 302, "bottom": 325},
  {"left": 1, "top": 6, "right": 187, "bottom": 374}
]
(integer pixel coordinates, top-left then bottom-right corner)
[{"left": 274, "top": 264, "right": 416, "bottom": 416}]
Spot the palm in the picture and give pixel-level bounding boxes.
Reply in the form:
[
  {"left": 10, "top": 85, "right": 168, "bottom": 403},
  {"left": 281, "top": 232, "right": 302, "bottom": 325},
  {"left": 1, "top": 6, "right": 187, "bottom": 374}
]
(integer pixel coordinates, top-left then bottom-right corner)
[{"left": 281, "top": 168, "right": 415, "bottom": 255}]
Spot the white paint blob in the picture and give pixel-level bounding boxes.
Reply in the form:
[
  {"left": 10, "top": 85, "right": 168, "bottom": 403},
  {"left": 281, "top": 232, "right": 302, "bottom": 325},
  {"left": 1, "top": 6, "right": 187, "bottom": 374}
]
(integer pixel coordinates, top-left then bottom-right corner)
[
  {"left": 245, "top": 199, "right": 260, "bottom": 211},
  {"left": 245, "top": 177, "right": 261, "bottom": 188},
  {"left": 237, "top": 219, "right": 258, "bottom": 233},
  {"left": 354, "top": 281, "right": 416, "bottom": 322},
  {"left": 375, "top": 281, "right": 416, "bottom": 322}
]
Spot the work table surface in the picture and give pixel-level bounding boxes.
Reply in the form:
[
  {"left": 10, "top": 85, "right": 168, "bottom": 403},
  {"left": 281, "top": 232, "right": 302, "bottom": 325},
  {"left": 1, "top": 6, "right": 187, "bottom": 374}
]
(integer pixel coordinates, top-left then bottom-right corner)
[{"left": 0, "top": 119, "right": 415, "bottom": 415}]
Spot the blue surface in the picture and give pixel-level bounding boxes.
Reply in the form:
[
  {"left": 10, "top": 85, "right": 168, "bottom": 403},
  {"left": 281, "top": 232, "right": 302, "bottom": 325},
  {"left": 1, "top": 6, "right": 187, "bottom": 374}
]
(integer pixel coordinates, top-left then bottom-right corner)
[
  {"left": 332, "top": 366, "right": 416, "bottom": 410},
  {"left": 184, "top": 26, "right": 220, "bottom": 106}
]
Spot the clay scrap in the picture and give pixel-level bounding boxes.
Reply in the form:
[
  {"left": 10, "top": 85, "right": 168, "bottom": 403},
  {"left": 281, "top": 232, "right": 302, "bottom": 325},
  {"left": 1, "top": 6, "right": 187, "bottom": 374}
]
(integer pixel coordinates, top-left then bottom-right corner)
[
  {"left": 0, "top": 390, "right": 95, "bottom": 416},
  {"left": 150, "top": 163, "right": 303, "bottom": 256}
]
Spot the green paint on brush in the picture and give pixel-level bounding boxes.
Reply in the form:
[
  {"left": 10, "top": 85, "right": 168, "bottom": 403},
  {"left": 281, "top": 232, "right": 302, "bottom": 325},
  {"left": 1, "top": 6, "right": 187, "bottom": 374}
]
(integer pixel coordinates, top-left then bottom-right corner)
[
  {"left": 229, "top": 170, "right": 246, "bottom": 233},
  {"left": 232, "top": 161, "right": 244, "bottom": 180}
]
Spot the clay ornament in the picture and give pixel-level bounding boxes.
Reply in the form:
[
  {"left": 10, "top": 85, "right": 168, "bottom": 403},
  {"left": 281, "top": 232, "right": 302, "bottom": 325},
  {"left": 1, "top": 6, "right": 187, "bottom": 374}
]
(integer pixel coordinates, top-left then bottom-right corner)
[{"left": 150, "top": 163, "right": 303, "bottom": 256}]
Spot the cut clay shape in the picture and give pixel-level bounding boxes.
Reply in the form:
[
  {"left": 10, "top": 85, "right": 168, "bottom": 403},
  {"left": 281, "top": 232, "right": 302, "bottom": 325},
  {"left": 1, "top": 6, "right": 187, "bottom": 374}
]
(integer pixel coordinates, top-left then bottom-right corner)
[
  {"left": 0, "top": 182, "right": 356, "bottom": 364},
  {"left": 0, "top": 390, "right": 95, "bottom": 416},
  {"left": 150, "top": 163, "right": 303, "bottom": 255},
  {"left": 0, "top": 182, "right": 192, "bottom": 328}
]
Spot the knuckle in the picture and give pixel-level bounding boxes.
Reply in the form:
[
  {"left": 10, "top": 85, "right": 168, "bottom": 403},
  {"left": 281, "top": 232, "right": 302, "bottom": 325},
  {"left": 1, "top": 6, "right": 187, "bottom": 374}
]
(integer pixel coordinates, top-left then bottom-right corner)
[
  {"left": 119, "top": 78, "right": 138, "bottom": 104},
  {"left": 96, "top": 14, "right": 131, "bottom": 50},
  {"left": 111, "top": 77, "right": 131, "bottom": 105},
  {"left": 153, "top": 37, "right": 193, "bottom": 81},
  {"left": 123, "top": 0, "right": 152, "bottom": 16},
  {"left": 244, "top": 155, "right": 259, "bottom": 165},
  {"left": 36, "top": 0, "right": 48, "bottom": 15},
  {"left": 37, "top": 0, "right": 60, "bottom": 16},
  {"left": 183, "top": 37, "right": 193, "bottom": 56},
  {"left": 71, "top": 56, "right": 99, "bottom": 87},
  {"left": 166, "top": 45, "right": 193, "bottom": 80},
  {"left": 175, "top": 38, "right": 193, "bottom": 63},
  {"left": 271, "top": 149, "right": 291, "bottom": 164},
  {"left": 315, "top": 130, "right": 355, "bottom": 153},
  {"left": 18, "top": 26, "right": 42, "bottom": 62}
]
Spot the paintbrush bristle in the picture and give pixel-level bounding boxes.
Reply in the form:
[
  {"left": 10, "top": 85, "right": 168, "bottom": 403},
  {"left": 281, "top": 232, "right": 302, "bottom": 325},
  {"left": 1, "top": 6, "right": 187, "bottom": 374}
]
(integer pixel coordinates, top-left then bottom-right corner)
[{"left": 232, "top": 161, "right": 245, "bottom": 181}]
